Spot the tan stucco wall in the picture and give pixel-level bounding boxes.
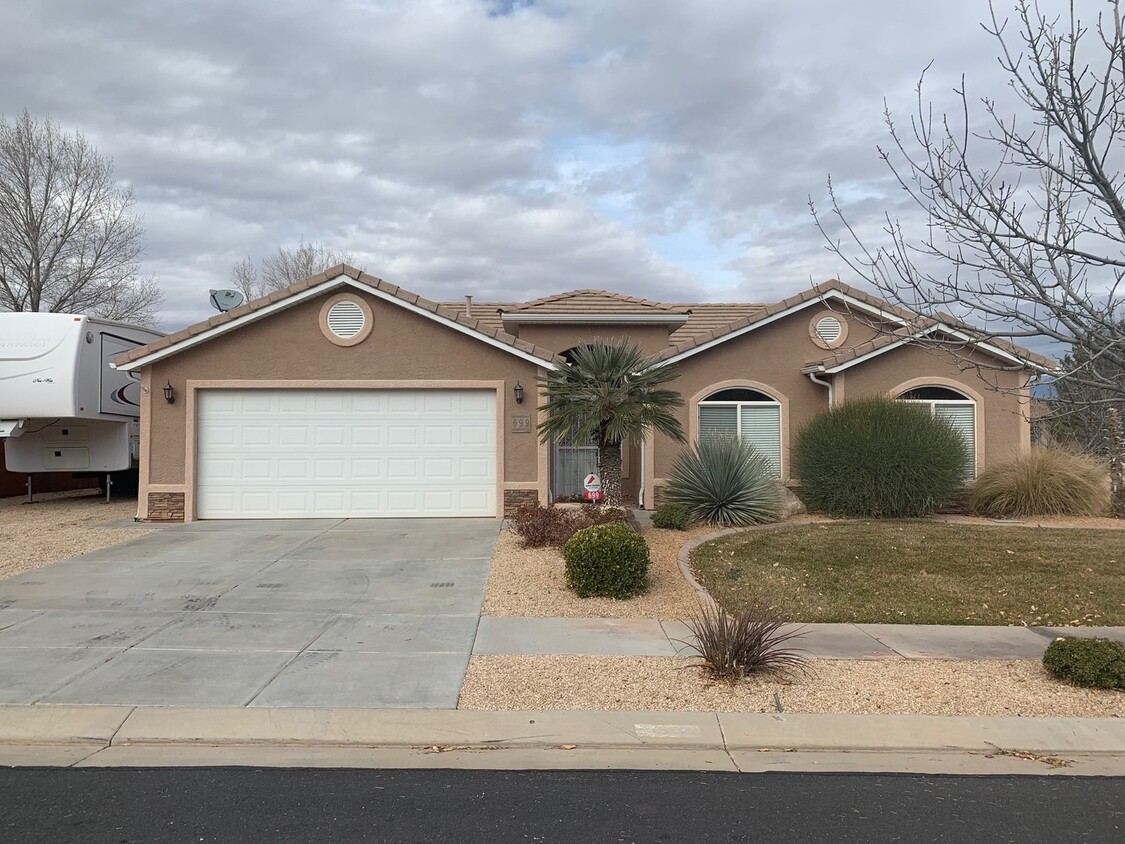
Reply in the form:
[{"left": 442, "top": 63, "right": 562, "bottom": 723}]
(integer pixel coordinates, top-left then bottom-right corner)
[
  {"left": 650, "top": 307, "right": 1032, "bottom": 489},
  {"left": 514, "top": 323, "right": 671, "bottom": 356},
  {"left": 144, "top": 289, "right": 543, "bottom": 492},
  {"left": 653, "top": 309, "right": 839, "bottom": 482}
]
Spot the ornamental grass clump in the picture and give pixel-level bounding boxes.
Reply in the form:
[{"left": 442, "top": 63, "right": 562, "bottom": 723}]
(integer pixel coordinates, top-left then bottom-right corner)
[
  {"left": 563, "top": 522, "right": 650, "bottom": 599},
  {"left": 666, "top": 434, "right": 779, "bottom": 526},
  {"left": 1043, "top": 637, "right": 1125, "bottom": 690},
  {"left": 680, "top": 601, "right": 808, "bottom": 681},
  {"left": 792, "top": 397, "right": 970, "bottom": 518},
  {"left": 969, "top": 448, "right": 1110, "bottom": 517}
]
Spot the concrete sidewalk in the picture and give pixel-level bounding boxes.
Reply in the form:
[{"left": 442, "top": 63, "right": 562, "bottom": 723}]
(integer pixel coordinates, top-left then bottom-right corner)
[
  {"left": 2, "top": 705, "right": 1124, "bottom": 774},
  {"left": 473, "top": 617, "right": 1125, "bottom": 659}
]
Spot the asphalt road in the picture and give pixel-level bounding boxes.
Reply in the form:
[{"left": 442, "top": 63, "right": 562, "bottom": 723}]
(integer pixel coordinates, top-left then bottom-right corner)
[{"left": 1, "top": 768, "right": 1121, "bottom": 843}]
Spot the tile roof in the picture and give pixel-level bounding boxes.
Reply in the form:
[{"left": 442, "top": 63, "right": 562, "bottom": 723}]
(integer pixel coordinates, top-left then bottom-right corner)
[
  {"left": 115, "top": 266, "right": 564, "bottom": 368},
  {"left": 809, "top": 319, "right": 1056, "bottom": 371},
  {"left": 502, "top": 289, "right": 688, "bottom": 315},
  {"left": 118, "top": 268, "right": 1051, "bottom": 372},
  {"left": 439, "top": 298, "right": 766, "bottom": 346}
]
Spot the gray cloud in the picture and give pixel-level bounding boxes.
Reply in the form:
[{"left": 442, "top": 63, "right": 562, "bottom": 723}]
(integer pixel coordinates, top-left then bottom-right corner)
[{"left": 0, "top": 0, "right": 1069, "bottom": 329}]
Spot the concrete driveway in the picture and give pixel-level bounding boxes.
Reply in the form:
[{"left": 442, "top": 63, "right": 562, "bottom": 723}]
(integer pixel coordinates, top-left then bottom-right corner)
[{"left": 0, "top": 518, "right": 501, "bottom": 708}]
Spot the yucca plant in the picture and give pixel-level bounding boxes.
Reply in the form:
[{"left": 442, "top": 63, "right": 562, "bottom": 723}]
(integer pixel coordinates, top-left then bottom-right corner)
[
  {"left": 665, "top": 434, "right": 779, "bottom": 525},
  {"left": 970, "top": 447, "right": 1110, "bottom": 517},
  {"left": 679, "top": 601, "right": 808, "bottom": 681}
]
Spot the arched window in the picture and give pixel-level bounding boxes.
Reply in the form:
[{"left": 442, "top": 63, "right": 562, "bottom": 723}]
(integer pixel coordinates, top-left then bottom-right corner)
[
  {"left": 897, "top": 385, "right": 976, "bottom": 477},
  {"left": 698, "top": 388, "right": 782, "bottom": 477}
]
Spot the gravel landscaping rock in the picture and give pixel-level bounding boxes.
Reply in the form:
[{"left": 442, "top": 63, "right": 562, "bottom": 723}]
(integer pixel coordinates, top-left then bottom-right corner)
[
  {"left": 459, "top": 655, "right": 1125, "bottom": 717},
  {"left": 481, "top": 524, "right": 707, "bottom": 619},
  {"left": 0, "top": 494, "right": 151, "bottom": 580}
]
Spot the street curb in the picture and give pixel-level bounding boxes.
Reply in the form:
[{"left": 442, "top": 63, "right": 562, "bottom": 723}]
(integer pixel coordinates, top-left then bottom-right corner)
[{"left": 3, "top": 706, "right": 1124, "bottom": 756}]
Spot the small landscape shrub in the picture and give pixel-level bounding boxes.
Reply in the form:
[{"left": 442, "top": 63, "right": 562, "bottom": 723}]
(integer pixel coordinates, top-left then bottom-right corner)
[
  {"left": 651, "top": 502, "right": 691, "bottom": 530},
  {"left": 1043, "top": 637, "right": 1125, "bottom": 690},
  {"left": 510, "top": 502, "right": 629, "bottom": 548},
  {"left": 666, "top": 434, "right": 779, "bottom": 526},
  {"left": 680, "top": 601, "right": 808, "bottom": 681},
  {"left": 970, "top": 448, "right": 1110, "bottom": 518},
  {"left": 792, "top": 397, "right": 970, "bottom": 518},
  {"left": 563, "top": 522, "right": 650, "bottom": 599}
]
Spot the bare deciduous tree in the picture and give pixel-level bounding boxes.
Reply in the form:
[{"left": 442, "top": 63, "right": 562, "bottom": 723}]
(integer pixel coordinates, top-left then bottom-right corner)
[
  {"left": 812, "top": 1, "right": 1125, "bottom": 413},
  {"left": 0, "top": 111, "right": 160, "bottom": 324},
  {"left": 232, "top": 239, "right": 354, "bottom": 300}
]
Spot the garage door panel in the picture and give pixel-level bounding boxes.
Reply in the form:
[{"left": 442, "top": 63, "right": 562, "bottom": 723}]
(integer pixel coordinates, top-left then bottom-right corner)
[
  {"left": 459, "top": 425, "right": 491, "bottom": 447},
  {"left": 387, "top": 394, "right": 418, "bottom": 413},
  {"left": 197, "top": 457, "right": 237, "bottom": 481},
  {"left": 240, "top": 394, "right": 274, "bottom": 414},
  {"left": 196, "top": 389, "right": 497, "bottom": 519},
  {"left": 423, "top": 458, "right": 455, "bottom": 479},
  {"left": 458, "top": 457, "right": 492, "bottom": 480},
  {"left": 351, "top": 426, "right": 383, "bottom": 446},
  {"left": 423, "top": 426, "right": 455, "bottom": 446},
  {"left": 239, "top": 426, "right": 275, "bottom": 447}
]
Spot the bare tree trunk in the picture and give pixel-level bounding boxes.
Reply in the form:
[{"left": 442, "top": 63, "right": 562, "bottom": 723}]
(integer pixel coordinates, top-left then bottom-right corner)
[
  {"left": 598, "top": 441, "right": 623, "bottom": 507},
  {"left": 1107, "top": 408, "right": 1125, "bottom": 518}
]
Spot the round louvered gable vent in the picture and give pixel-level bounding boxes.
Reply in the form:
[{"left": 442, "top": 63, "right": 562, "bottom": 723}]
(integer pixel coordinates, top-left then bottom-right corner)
[
  {"left": 326, "top": 300, "right": 366, "bottom": 338},
  {"left": 809, "top": 311, "right": 848, "bottom": 349},
  {"left": 319, "top": 295, "right": 373, "bottom": 346},
  {"left": 814, "top": 316, "right": 843, "bottom": 344}
]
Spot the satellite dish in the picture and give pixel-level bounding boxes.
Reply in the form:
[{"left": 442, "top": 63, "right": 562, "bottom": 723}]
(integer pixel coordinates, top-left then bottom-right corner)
[{"left": 209, "top": 289, "right": 245, "bottom": 312}]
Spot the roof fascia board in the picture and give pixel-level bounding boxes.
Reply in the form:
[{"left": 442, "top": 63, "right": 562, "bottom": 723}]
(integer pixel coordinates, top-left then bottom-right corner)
[
  {"left": 117, "top": 280, "right": 347, "bottom": 371},
  {"left": 822, "top": 324, "right": 1043, "bottom": 373},
  {"left": 501, "top": 312, "right": 689, "bottom": 325},
  {"left": 656, "top": 290, "right": 907, "bottom": 367},
  {"left": 119, "top": 275, "right": 558, "bottom": 371}
]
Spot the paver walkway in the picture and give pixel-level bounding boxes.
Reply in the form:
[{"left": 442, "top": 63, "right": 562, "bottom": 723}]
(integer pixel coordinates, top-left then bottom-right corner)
[{"left": 473, "top": 617, "right": 1125, "bottom": 659}]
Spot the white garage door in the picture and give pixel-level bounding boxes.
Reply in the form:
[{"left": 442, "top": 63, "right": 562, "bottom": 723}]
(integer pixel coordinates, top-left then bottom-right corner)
[{"left": 196, "top": 389, "right": 497, "bottom": 519}]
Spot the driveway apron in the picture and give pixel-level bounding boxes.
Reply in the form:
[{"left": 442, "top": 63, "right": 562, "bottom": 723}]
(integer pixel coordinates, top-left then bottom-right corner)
[{"left": 0, "top": 518, "right": 501, "bottom": 708}]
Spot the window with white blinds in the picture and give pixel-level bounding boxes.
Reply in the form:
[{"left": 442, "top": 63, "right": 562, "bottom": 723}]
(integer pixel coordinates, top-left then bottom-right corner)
[
  {"left": 898, "top": 389, "right": 976, "bottom": 479},
  {"left": 698, "top": 397, "right": 782, "bottom": 478}
]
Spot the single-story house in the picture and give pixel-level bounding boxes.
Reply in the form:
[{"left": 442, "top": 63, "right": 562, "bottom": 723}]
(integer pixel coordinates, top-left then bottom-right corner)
[{"left": 114, "top": 265, "right": 1051, "bottom": 521}]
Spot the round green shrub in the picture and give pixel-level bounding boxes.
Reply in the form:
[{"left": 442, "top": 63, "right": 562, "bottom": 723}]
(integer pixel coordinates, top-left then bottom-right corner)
[
  {"left": 1043, "top": 637, "right": 1125, "bottom": 689},
  {"left": 792, "top": 397, "right": 970, "bottom": 518},
  {"left": 563, "top": 522, "right": 650, "bottom": 599},
  {"left": 651, "top": 502, "right": 691, "bottom": 530}
]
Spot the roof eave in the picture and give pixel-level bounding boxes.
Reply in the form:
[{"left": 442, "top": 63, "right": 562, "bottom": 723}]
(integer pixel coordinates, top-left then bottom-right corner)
[
  {"left": 117, "top": 272, "right": 561, "bottom": 372},
  {"left": 500, "top": 312, "right": 690, "bottom": 325}
]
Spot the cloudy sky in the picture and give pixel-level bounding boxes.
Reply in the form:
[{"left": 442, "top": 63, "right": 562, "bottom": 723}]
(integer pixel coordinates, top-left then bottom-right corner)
[{"left": 0, "top": 0, "right": 1063, "bottom": 329}]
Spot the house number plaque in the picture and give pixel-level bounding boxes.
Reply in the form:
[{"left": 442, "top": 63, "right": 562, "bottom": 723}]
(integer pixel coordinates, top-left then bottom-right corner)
[{"left": 511, "top": 415, "right": 532, "bottom": 433}]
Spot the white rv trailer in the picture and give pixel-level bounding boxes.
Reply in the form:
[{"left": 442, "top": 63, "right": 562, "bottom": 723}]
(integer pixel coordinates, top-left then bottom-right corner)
[{"left": 0, "top": 313, "right": 163, "bottom": 478}]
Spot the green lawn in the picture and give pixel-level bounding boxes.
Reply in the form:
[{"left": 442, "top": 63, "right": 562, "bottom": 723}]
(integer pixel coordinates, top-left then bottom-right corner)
[{"left": 690, "top": 521, "right": 1125, "bottom": 626}]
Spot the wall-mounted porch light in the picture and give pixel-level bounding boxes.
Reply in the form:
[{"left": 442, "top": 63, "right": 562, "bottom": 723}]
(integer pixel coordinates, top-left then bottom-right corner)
[
  {"left": 163, "top": 381, "right": 175, "bottom": 404},
  {"left": 513, "top": 382, "right": 525, "bottom": 405}
]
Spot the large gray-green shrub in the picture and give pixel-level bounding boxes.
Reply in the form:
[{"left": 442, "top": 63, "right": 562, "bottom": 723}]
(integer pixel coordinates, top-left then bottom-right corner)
[{"left": 792, "top": 397, "right": 969, "bottom": 518}]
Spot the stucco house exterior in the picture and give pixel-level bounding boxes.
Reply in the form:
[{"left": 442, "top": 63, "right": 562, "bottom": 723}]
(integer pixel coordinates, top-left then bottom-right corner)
[{"left": 113, "top": 265, "right": 1050, "bottom": 522}]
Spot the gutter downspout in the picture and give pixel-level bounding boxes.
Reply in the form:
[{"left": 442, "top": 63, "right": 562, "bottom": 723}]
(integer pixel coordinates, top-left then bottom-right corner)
[
  {"left": 806, "top": 369, "right": 834, "bottom": 408},
  {"left": 638, "top": 438, "right": 645, "bottom": 508}
]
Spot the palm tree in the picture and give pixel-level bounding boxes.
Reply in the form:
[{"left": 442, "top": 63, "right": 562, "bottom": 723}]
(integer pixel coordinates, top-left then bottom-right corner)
[{"left": 538, "top": 340, "right": 686, "bottom": 506}]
